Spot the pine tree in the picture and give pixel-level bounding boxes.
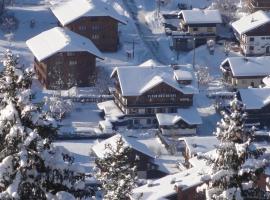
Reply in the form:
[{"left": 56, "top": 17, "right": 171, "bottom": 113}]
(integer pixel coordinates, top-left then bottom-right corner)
[
  {"left": 95, "top": 136, "right": 137, "bottom": 200},
  {"left": 197, "top": 97, "right": 268, "bottom": 200},
  {"left": 0, "top": 50, "right": 93, "bottom": 199}
]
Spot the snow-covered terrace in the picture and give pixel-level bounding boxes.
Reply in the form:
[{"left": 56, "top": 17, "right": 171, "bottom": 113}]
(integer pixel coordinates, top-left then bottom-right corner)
[{"left": 97, "top": 100, "right": 124, "bottom": 122}]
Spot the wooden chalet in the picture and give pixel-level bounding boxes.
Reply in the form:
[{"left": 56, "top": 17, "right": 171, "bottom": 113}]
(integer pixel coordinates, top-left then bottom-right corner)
[
  {"left": 26, "top": 27, "right": 103, "bottom": 90},
  {"left": 232, "top": 10, "right": 270, "bottom": 56},
  {"left": 50, "top": 0, "right": 126, "bottom": 52},
  {"left": 91, "top": 134, "right": 168, "bottom": 179},
  {"left": 247, "top": 0, "right": 270, "bottom": 11},
  {"left": 98, "top": 64, "right": 201, "bottom": 135},
  {"left": 170, "top": 9, "right": 222, "bottom": 51},
  {"left": 237, "top": 88, "right": 270, "bottom": 127},
  {"left": 220, "top": 56, "right": 270, "bottom": 88}
]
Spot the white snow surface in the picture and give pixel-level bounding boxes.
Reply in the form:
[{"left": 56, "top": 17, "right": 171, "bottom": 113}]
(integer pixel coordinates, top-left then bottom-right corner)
[
  {"left": 179, "top": 9, "right": 222, "bottom": 24},
  {"left": 26, "top": 27, "right": 103, "bottom": 61},
  {"left": 239, "top": 88, "right": 270, "bottom": 109},
  {"left": 92, "top": 133, "right": 156, "bottom": 159},
  {"left": 222, "top": 56, "right": 270, "bottom": 77},
  {"left": 111, "top": 65, "right": 198, "bottom": 96},
  {"left": 231, "top": 10, "right": 270, "bottom": 35},
  {"left": 156, "top": 107, "right": 202, "bottom": 126},
  {"left": 50, "top": 0, "right": 127, "bottom": 26}
]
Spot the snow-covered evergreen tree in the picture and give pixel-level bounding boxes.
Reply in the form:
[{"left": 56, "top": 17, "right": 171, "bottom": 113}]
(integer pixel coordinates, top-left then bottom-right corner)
[
  {"left": 95, "top": 136, "right": 137, "bottom": 200},
  {"left": 197, "top": 97, "right": 268, "bottom": 200},
  {"left": 0, "top": 50, "right": 93, "bottom": 199}
]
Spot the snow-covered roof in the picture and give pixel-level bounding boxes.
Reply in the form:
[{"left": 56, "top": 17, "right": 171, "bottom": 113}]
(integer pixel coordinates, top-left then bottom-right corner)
[
  {"left": 132, "top": 163, "right": 210, "bottom": 200},
  {"left": 179, "top": 136, "right": 218, "bottom": 157},
  {"left": 179, "top": 9, "right": 222, "bottom": 24},
  {"left": 139, "top": 59, "right": 162, "bottom": 67},
  {"left": 50, "top": 0, "right": 126, "bottom": 26},
  {"left": 231, "top": 10, "right": 270, "bottom": 35},
  {"left": 26, "top": 27, "right": 103, "bottom": 62},
  {"left": 221, "top": 56, "right": 270, "bottom": 77},
  {"left": 174, "top": 69, "right": 193, "bottom": 81},
  {"left": 239, "top": 88, "right": 270, "bottom": 109},
  {"left": 97, "top": 100, "right": 124, "bottom": 122},
  {"left": 156, "top": 107, "right": 202, "bottom": 126},
  {"left": 263, "top": 75, "right": 270, "bottom": 87},
  {"left": 92, "top": 134, "right": 156, "bottom": 159},
  {"left": 111, "top": 66, "right": 198, "bottom": 96}
]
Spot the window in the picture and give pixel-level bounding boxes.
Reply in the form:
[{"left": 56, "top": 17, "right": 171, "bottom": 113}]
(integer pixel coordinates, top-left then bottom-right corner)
[
  {"left": 92, "top": 34, "right": 100, "bottom": 40},
  {"left": 55, "top": 60, "right": 63, "bottom": 65},
  {"left": 249, "top": 46, "right": 254, "bottom": 50},
  {"left": 129, "top": 108, "right": 138, "bottom": 114},
  {"left": 192, "top": 27, "right": 198, "bottom": 32},
  {"left": 79, "top": 26, "right": 87, "bottom": 31},
  {"left": 207, "top": 27, "right": 213, "bottom": 32},
  {"left": 262, "top": 37, "right": 265, "bottom": 40},
  {"left": 249, "top": 37, "right": 254, "bottom": 42},
  {"left": 134, "top": 119, "right": 140, "bottom": 125},
  {"left": 146, "top": 108, "right": 154, "bottom": 114},
  {"left": 91, "top": 17, "right": 98, "bottom": 22},
  {"left": 146, "top": 119, "right": 151, "bottom": 124},
  {"left": 92, "top": 24, "right": 100, "bottom": 31},
  {"left": 67, "top": 52, "right": 75, "bottom": 56},
  {"left": 69, "top": 60, "right": 77, "bottom": 66}
]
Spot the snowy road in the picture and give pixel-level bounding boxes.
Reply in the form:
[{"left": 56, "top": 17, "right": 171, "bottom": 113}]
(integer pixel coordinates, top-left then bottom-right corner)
[{"left": 122, "top": 0, "right": 170, "bottom": 65}]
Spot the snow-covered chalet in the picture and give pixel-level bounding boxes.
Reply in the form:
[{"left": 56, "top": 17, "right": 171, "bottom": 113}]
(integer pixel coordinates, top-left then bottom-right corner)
[
  {"left": 232, "top": 10, "right": 270, "bottom": 56},
  {"left": 220, "top": 56, "right": 270, "bottom": 88},
  {"left": 237, "top": 88, "right": 270, "bottom": 127},
  {"left": 98, "top": 64, "right": 202, "bottom": 136},
  {"left": 26, "top": 27, "right": 103, "bottom": 89},
  {"left": 170, "top": 9, "right": 222, "bottom": 51},
  {"left": 50, "top": 0, "right": 126, "bottom": 52}
]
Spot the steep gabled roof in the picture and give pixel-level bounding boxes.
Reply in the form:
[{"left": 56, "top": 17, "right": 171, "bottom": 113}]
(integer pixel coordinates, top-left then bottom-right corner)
[
  {"left": 156, "top": 107, "right": 202, "bottom": 126},
  {"left": 50, "top": 0, "right": 127, "bottom": 26},
  {"left": 221, "top": 56, "right": 270, "bottom": 77},
  {"left": 92, "top": 134, "right": 156, "bottom": 159},
  {"left": 178, "top": 9, "right": 222, "bottom": 24},
  {"left": 111, "top": 66, "right": 198, "bottom": 96},
  {"left": 231, "top": 10, "right": 270, "bottom": 35},
  {"left": 26, "top": 27, "right": 103, "bottom": 61},
  {"left": 239, "top": 88, "right": 270, "bottom": 110}
]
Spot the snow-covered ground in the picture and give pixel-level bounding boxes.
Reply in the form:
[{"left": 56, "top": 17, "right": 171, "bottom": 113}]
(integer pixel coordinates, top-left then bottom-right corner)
[
  {"left": 54, "top": 139, "right": 97, "bottom": 171},
  {"left": 1, "top": 0, "right": 248, "bottom": 171}
]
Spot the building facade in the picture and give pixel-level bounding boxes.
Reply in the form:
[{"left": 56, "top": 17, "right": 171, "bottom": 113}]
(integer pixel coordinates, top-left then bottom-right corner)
[
  {"left": 98, "top": 65, "right": 201, "bottom": 135},
  {"left": 220, "top": 56, "right": 270, "bottom": 89},
  {"left": 50, "top": 0, "right": 126, "bottom": 52},
  {"left": 232, "top": 10, "right": 270, "bottom": 56},
  {"left": 26, "top": 27, "right": 103, "bottom": 90},
  {"left": 248, "top": 0, "right": 270, "bottom": 11},
  {"left": 170, "top": 9, "right": 222, "bottom": 51}
]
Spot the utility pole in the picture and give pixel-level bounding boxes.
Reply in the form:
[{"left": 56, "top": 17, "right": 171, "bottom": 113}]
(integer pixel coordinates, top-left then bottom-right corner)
[
  {"left": 192, "top": 36, "right": 196, "bottom": 70},
  {"left": 132, "top": 39, "right": 135, "bottom": 59}
]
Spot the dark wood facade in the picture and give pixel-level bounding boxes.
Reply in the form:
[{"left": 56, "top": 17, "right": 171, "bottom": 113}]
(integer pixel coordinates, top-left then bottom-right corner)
[
  {"left": 63, "top": 16, "right": 119, "bottom": 52},
  {"left": 248, "top": 0, "right": 270, "bottom": 11},
  {"left": 237, "top": 93, "right": 270, "bottom": 127},
  {"left": 34, "top": 51, "right": 96, "bottom": 89}
]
